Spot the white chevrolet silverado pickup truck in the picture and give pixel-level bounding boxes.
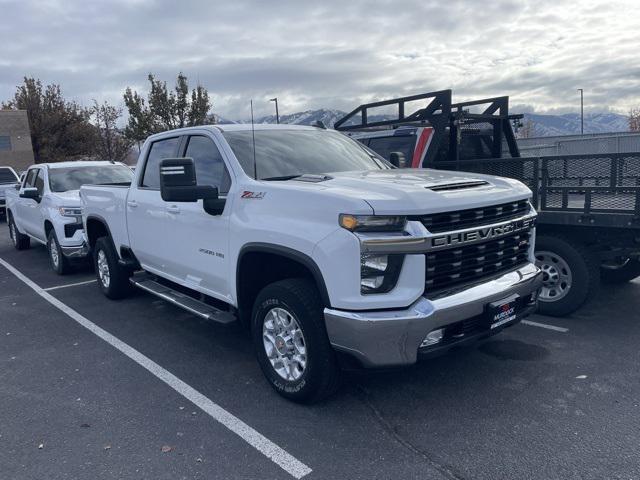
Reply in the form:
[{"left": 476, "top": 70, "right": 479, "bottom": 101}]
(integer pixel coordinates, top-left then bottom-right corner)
[
  {"left": 6, "top": 161, "right": 133, "bottom": 274},
  {"left": 81, "top": 124, "right": 542, "bottom": 402}
]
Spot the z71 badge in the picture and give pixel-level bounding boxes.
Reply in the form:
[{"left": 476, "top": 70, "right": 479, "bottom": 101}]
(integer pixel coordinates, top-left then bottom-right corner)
[{"left": 241, "top": 191, "right": 266, "bottom": 199}]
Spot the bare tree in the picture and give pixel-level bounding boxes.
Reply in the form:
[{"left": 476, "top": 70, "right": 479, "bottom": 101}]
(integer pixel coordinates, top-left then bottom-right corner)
[
  {"left": 92, "top": 101, "right": 133, "bottom": 163},
  {"left": 516, "top": 118, "right": 537, "bottom": 139},
  {"left": 629, "top": 107, "right": 640, "bottom": 132},
  {"left": 123, "top": 72, "right": 212, "bottom": 142}
]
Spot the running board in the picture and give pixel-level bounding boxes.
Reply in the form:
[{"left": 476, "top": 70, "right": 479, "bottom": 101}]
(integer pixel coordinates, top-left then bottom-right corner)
[{"left": 130, "top": 275, "right": 236, "bottom": 324}]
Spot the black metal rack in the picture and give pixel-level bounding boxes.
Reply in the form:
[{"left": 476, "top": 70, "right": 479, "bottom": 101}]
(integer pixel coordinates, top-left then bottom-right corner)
[{"left": 334, "top": 89, "right": 521, "bottom": 166}]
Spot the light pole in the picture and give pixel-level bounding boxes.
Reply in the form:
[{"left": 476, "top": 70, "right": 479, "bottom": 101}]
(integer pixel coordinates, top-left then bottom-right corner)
[
  {"left": 269, "top": 97, "right": 279, "bottom": 124},
  {"left": 578, "top": 88, "right": 584, "bottom": 135}
]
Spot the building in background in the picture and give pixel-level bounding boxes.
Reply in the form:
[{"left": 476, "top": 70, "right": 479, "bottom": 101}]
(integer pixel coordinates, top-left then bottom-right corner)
[
  {"left": 0, "top": 110, "right": 34, "bottom": 173},
  {"left": 517, "top": 131, "right": 640, "bottom": 157}
]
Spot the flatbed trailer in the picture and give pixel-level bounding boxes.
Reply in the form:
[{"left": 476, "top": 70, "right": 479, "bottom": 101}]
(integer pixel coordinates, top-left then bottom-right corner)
[{"left": 336, "top": 91, "right": 640, "bottom": 316}]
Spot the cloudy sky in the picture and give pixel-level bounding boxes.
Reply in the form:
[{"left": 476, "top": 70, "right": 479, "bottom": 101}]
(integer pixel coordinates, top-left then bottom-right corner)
[{"left": 1, "top": 0, "right": 638, "bottom": 119}]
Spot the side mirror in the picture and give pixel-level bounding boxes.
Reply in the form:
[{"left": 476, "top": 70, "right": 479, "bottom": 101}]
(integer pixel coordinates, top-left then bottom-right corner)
[
  {"left": 14, "top": 183, "right": 20, "bottom": 190},
  {"left": 159, "top": 157, "right": 213, "bottom": 202},
  {"left": 20, "top": 187, "right": 39, "bottom": 200},
  {"left": 159, "top": 158, "right": 226, "bottom": 215},
  {"left": 389, "top": 152, "right": 408, "bottom": 168}
]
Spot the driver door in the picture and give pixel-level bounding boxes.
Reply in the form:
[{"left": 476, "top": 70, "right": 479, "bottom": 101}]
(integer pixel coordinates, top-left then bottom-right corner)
[
  {"left": 19, "top": 168, "right": 45, "bottom": 240},
  {"left": 167, "top": 134, "right": 233, "bottom": 300}
]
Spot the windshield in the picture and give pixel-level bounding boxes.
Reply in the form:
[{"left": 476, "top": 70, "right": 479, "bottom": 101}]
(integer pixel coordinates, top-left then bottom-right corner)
[
  {"left": 0, "top": 167, "right": 19, "bottom": 184},
  {"left": 222, "top": 129, "right": 391, "bottom": 180},
  {"left": 49, "top": 165, "right": 134, "bottom": 192}
]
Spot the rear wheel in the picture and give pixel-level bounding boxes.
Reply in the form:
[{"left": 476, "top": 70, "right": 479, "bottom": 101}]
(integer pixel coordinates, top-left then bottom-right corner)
[
  {"left": 8, "top": 213, "right": 30, "bottom": 250},
  {"left": 601, "top": 257, "right": 640, "bottom": 284},
  {"left": 93, "top": 237, "right": 132, "bottom": 299},
  {"left": 252, "top": 278, "right": 340, "bottom": 403},
  {"left": 47, "top": 230, "right": 70, "bottom": 275},
  {"left": 535, "top": 235, "right": 600, "bottom": 317}
]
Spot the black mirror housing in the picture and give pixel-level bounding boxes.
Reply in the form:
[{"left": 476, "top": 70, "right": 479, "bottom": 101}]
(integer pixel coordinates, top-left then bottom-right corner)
[
  {"left": 159, "top": 158, "right": 222, "bottom": 208},
  {"left": 20, "top": 187, "right": 39, "bottom": 200},
  {"left": 389, "top": 152, "right": 408, "bottom": 168}
]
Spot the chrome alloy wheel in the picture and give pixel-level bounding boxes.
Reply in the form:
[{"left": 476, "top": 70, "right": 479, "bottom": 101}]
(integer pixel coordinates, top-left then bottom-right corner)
[
  {"left": 262, "top": 307, "right": 307, "bottom": 381},
  {"left": 535, "top": 250, "right": 572, "bottom": 302},
  {"left": 49, "top": 237, "right": 59, "bottom": 268},
  {"left": 97, "top": 249, "right": 111, "bottom": 288}
]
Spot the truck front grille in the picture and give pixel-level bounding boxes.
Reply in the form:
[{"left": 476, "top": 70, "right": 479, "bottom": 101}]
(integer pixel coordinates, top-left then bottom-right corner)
[
  {"left": 416, "top": 199, "right": 530, "bottom": 233},
  {"left": 425, "top": 230, "right": 532, "bottom": 293}
]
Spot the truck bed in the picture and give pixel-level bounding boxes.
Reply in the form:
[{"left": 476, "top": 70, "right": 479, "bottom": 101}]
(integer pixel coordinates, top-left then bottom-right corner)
[
  {"left": 434, "top": 152, "right": 640, "bottom": 229},
  {"left": 80, "top": 184, "right": 130, "bottom": 249}
]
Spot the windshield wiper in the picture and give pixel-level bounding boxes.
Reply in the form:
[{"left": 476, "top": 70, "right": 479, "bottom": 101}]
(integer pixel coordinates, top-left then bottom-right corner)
[{"left": 261, "top": 174, "right": 302, "bottom": 181}]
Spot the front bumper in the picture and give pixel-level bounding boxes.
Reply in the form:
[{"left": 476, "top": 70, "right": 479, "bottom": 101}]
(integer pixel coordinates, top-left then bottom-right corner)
[
  {"left": 324, "top": 263, "right": 542, "bottom": 367},
  {"left": 61, "top": 242, "right": 89, "bottom": 259}
]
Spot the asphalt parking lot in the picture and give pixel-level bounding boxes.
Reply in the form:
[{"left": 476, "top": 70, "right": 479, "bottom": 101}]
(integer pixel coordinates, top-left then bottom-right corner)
[{"left": 1, "top": 222, "right": 639, "bottom": 480}]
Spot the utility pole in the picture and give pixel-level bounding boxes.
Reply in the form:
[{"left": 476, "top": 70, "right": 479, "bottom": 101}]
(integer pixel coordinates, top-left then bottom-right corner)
[
  {"left": 269, "top": 97, "right": 280, "bottom": 124},
  {"left": 578, "top": 88, "right": 584, "bottom": 135}
]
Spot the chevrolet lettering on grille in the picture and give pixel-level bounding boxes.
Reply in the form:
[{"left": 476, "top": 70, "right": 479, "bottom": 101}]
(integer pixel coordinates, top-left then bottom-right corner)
[{"left": 428, "top": 217, "right": 536, "bottom": 251}]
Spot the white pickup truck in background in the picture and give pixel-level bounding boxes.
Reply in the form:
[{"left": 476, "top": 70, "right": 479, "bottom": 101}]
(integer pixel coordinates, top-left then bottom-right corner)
[
  {"left": 6, "top": 161, "right": 133, "bottom": 274},
  {"left": 0, "top": 166, "right": 20, "bottom": 221},
  {"left": 81, "top": 124, "right": 542, "bottom": 402}
]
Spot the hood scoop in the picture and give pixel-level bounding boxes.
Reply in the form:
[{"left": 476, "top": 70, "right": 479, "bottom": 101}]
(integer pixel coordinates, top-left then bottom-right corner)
[
  {"left": 294, "top": 174, "right": 333, "bottom": 183},
  {"left": 426, "top": 180, "right": 489, "bottom": 192}
]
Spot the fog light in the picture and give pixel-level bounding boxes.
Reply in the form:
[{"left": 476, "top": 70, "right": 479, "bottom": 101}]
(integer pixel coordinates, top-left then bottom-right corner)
[
  {"left": 361, "top": 276, "right": 384, "bottom": 290},
  {"left": 420, "top": 328, "right": 444, "bottom": 348}
]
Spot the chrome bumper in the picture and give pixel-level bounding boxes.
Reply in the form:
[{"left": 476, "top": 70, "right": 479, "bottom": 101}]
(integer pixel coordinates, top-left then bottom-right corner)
[
  {"left": 324, "top": 263, "right": 543, "bottom": 367},
  {"left": 61, "top": 242, "right": 90, "bottom": 258}
]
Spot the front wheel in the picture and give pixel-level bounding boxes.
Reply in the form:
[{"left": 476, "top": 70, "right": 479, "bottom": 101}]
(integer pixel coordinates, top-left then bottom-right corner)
[
  {"left": 47, "top": 230, "right": 71, "bottom": 275},
  {"left": 535, "top": 235, "right": 600, "bottom": 317},
  {"left": 252, "top": 278, "right": 340, "bottom": 403},
  {"left": 93, "top": 237, "right": 132, "bottom": 299}
]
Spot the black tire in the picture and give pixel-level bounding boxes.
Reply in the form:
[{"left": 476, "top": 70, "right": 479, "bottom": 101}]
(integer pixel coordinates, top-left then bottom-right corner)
[
  {"left": 601, "top": 258, "right": 640, "bottom": 284},
  {"left": 47, "top": 230, "right": 71, "bottom": 275},
  {"left": 93, "top": 236, "right": 132, "bottom": 299},
  {"left": 251, "top": 278, "right": 340, "bottom": 403},
  {"left": 8, "top": 213, "right": 30, "bottom": 250},
  {"left": 535, "top": 235, "right": 600, "bottom": 317}
]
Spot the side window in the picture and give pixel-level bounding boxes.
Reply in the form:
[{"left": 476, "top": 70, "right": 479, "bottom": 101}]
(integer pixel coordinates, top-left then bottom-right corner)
[
  {"left": 24, "top": 169, "right": 38, "bottom": 188},
  {"left": 34, "top": 170, "right": 45, "bottom": 195},
  {"left": 368, "top": 136, "right": 416, "bottom": 163},
  {"left": 141, "top": 137, "right": 180, "bottom": 189},
  {"left": 185, "top": 135, "right": 231, "bottom": 194}
]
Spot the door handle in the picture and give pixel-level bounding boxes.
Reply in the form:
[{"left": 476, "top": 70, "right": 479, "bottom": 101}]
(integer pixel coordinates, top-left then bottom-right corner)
[
  {"left": 166, "top": 205, "right": 180, "bottom": 214},
  {"left": 127, "top": 200, "right": 138, "bottom": 208}
]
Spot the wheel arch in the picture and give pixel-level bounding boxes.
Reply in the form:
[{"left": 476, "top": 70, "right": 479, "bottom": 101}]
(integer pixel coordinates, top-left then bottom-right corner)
[
  {"left": 236, "top": 243, "right": 331, "bottom": 328},
  {"left": 85, "top": 215, "right": 113, "bottom": 249}
]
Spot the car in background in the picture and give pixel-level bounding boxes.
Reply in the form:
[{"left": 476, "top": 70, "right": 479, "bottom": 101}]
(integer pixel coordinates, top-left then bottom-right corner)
[
  {"left": 5, "top": 161, "right": 133, "bottom": 274},
  {"left": 0, "top": 166, "right": 20, "bottom": 221}
]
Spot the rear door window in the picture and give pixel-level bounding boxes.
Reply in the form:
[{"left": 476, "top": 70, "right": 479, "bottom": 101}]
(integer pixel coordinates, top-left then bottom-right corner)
[{"left": 141, "top": 137, "right": 181, "bottom": 189}]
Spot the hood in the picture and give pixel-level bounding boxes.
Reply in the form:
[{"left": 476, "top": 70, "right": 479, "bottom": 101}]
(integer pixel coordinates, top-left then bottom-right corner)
[
  {"left": 288, "top": 169, "right": 532, "bottom": 215},
  {"left": 49, "top": 189, "right": 81, "bottom": 205}
]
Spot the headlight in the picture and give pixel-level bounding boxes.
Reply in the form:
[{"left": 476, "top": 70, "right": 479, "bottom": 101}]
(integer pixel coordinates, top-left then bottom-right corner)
[
  {"left": 360, "top": 253, "right": 404, "bottom": 294},
  {"left": 339, "top": 214, "right": 406, "bottom": 232},
  {"left": 58, "top": 207, "right": 83, "bottom": 223},
  {"left": 58, "top": 207, "right": 82, "bottom": 217}
]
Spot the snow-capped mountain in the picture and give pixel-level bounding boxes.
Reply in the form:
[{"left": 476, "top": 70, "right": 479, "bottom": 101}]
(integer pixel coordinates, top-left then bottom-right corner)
[
  {"left": 256, "top": 109, "right": 346, "bottom": 127},
  {"left": 521, "top": 113, "right": 629, "bottom": 137},
  {"left": 212, "top": 109, "right": 630, "bottom": 136}
]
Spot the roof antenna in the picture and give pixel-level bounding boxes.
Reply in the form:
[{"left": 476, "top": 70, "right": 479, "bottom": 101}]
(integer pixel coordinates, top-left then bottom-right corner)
[{"left": 251, "top": 99, "right": 258, "bottom": 180}]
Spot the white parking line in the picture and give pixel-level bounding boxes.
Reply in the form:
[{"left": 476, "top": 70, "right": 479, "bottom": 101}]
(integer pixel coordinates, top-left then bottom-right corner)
[
  {"left": 44, "top": 279, "right": 97, "bottom": 291},
  {"left": 521, "top": 319, "right": 569, "bottom": 333},
  {"left": 0, "top": 257, "right": 312, "bottom": 479}
]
